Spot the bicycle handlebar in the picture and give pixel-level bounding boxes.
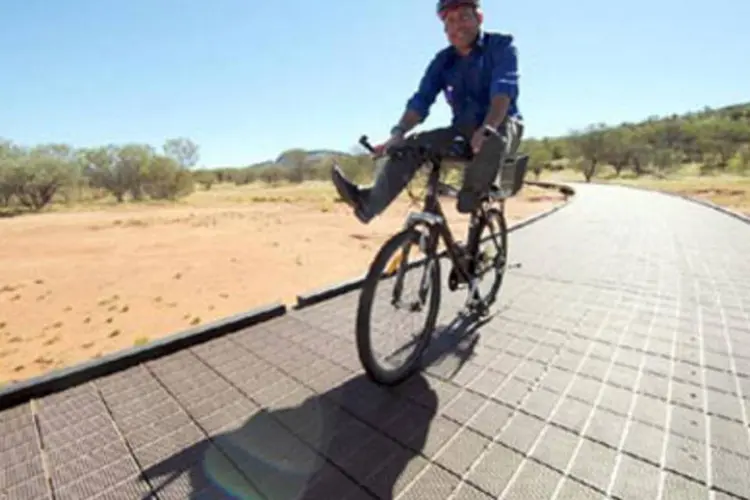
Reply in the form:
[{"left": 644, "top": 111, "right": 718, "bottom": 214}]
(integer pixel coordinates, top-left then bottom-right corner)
[
  {"left": 359, "top": 134, "right": 472, "bottom": 163},
  {"left": 358, "top": 135, "right": 377, "bottom": 154},
  {"left": 358, "top": 133, "right": 469, "bottom": 204}
]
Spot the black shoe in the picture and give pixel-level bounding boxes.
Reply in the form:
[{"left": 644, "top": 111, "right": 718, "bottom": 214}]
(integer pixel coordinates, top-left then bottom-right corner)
[{"left": 331, "top": 165, "right": 371, "bottom": 223}]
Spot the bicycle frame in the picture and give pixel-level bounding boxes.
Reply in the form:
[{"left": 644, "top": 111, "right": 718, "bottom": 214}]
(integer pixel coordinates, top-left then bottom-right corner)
[
  {"left": 357, "top": 134, "right": 498, "bottom": 303},
  {"left": 405, "top": 157, "right": 487, "bottom": 290},
  {"left": 353, "top": 133, "right": 520, "bottom": 385}
]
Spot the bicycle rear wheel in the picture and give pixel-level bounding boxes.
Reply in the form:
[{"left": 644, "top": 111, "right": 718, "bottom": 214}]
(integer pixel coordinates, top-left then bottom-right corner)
[{"left": 356, "top": 227, "right": 441, "bottom": 385}]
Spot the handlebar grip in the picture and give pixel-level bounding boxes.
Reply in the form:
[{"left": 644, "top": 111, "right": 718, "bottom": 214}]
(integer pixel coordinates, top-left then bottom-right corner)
[{"left": 359, "top": 135, "right": 376, "bottom": 154}]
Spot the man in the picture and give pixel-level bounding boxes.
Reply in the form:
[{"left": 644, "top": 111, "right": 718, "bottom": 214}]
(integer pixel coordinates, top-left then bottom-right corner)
[{"left": 332, "top": 0, "right": 524, "bottom": 223}]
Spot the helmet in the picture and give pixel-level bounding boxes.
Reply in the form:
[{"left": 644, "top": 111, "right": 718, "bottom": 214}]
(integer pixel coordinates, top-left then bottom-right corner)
[{"left": 436, "top": 0, "right": 480, "bottom": 17}]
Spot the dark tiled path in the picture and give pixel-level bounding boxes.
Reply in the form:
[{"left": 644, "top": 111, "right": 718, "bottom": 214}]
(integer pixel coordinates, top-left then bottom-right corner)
[{"left": 2, "top": 184, "right": 750, "bottom": 499}]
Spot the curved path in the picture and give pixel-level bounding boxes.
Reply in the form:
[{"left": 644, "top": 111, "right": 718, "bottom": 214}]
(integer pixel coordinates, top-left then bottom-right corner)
[{"left": 1, "top": 184, "right": 750, "bottom": 499}]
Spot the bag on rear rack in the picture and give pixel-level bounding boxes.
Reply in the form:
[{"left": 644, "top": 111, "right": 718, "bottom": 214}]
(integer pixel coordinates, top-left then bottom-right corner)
[{"left": 496, "top": 154, "right": 529, "bottom": 198}]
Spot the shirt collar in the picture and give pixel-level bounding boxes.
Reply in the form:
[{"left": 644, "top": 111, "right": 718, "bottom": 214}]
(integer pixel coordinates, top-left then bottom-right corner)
[
  {"left": 474, "top": 30, "right": 485, "bottom": 49},
  {"left": 453, "top": 30, "right": 485, "bottom": 57}
]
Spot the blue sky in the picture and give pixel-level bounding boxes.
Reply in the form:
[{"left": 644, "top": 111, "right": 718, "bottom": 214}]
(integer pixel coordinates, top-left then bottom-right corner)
[{"left": 2, "top": 0, "right": 748, "bottom": 167}]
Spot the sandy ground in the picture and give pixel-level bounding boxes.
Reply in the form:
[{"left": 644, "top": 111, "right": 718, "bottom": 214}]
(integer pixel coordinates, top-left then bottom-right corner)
[{"left": 0, "top": 183, "right": 564, "bottom": 385}]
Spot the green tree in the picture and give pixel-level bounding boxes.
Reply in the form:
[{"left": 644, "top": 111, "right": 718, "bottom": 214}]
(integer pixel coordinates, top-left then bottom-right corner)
[
  {"left": 80, "top": 145, "right": 130, "bottom": 202},
  {"left": 193, "top": 170, "right": 216, "bottom": 190},
  {"left": 522, "top": 138, "right": 553, "bottom": 179},
  {"left": 569, "top": 125, "right": 607, "bottom": 182},
  {"left": 142, "top": 155, "right": 194, "bottom": 200},
  {"left": 9, "top": 145, "right": 78, "bottom": 211},
  {"left": 117, "top": 144, "right": 154, "bottom": 200},
  {"left": 727, "top": 145, "right": 750, "bottom": 174},
  {"left": 163, "top": 138, "right": 200, "bottom": 169},
  {"left": 280, "top": 149, "right": 308, "bottom": 183},
  {"left": 0, "top": 139, "right": 24, "bottom": 206}
]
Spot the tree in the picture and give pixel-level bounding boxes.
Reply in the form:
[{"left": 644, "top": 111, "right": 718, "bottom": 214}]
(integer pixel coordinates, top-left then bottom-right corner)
[
  {"left": 278, "top": 149, "right": 308, "bottom": 183},
  {"left": 116, "top": 144, "right": 154, "bottom": 200},
  {"left": 194, "top": 171, "right": 216, "bottom": 190},
  {"left": 727, "top": 145, "right": 750, "bottom": 175},
  {"left": 163, "top": 138, "right": 200, "bottom": 169},
  {"left": 80, "top": 145, "right": 132, "bottom": 202},
  {"left": 9, "top": 145, "right": 78, "bottom": 211},
  {"left": 142, "top": 155, "right": 194, "bottom": 200},
  {"left": 0, "top": 139, "right": 23, "bottom": 206},
  {"left": 522, "top": 138, "right": 553, "bottom": 179},
  {"left": 600, "top": 127, "right": 635, "bottom": 176},
  {"left": 570, "top": 125, "right": 607, "bottom": 182}
]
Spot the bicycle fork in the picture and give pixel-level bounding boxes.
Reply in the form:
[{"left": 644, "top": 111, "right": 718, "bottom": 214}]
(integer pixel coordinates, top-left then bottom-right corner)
[{"left": 390, "top": 228, "right": 434, "bottom": 311}]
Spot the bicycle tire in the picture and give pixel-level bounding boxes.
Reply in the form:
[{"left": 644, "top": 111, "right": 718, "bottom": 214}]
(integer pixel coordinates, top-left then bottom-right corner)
[
  {"left": 471, "top": 207, "right": 508, "bottom": 307},
  {"left": 356, "top": 227, "right": 441, "bottom": 386}
]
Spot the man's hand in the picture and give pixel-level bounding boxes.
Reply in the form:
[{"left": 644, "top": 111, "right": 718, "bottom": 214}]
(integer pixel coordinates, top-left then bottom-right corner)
[
  {"left": 470, "top": 128, "right": 487, "bottom": 154},
  {"left": 475, "top": 94, "right": 510, "bottom": 153},
  {"left": 471, "top": 125, "right": 499, "bottom": 154},
  {"left": 373, "top": 130, "right": 405, "bottom": 157}
]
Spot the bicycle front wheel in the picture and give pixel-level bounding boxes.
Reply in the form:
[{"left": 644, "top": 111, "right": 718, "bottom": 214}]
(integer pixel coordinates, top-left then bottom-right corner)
[{"left": 356, "top": 227, "right": 441, "bottom": 386}]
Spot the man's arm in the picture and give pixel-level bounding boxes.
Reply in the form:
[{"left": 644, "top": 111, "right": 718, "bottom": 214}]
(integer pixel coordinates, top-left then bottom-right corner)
[
  {"left": 483, "top": 95, "right": 511, "bottom": 131},
  {"left": 392, "top": 109, "right": 424, "bottom": 136},
  {"left": 394, "top": 53, "right": 446, "bottom": 135},
  {"left": 483, "top": 41, "right": 519, "bottom": 131}
]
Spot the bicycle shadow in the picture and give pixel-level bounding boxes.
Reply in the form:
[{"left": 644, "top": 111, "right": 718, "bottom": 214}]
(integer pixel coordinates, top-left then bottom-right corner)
[
  {"left": 385, "top": 310, "right": 490, "bottom": 379},
  {"left": 422, "top": 311, "right": 490, "bottom": 373},
  {"left": 139, "top": 311, "right": 489, "bottom": 499}
]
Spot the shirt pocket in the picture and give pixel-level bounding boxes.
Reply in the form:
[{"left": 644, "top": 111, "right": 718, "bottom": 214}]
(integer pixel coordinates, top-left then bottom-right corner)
[{"left": 442, "top": 69, "right": 462, "bottom": 109}]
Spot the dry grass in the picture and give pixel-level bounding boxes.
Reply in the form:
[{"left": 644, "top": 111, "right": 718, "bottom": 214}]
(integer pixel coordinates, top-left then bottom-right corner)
[
  {"left": 0, "top": 180, "right": 564, "bottom": 385},
  {"left": 542, "top": 165, "right": 750, "bottom": 216}
]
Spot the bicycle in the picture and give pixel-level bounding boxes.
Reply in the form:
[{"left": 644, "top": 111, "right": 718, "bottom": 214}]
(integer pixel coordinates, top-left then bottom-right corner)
[{"left": 352, "top": 133, "right": 529, "bottom": 385}]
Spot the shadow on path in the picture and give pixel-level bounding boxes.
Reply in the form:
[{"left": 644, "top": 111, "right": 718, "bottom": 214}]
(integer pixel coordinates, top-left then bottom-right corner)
[
  {"left": 140, "top": 311, "right": 489, "bottom": 499},
  {"left": 420, "top": 311, "right": 491, "bottom": 377},
  {"left": 141, "top": 374, "right": 436, "bottom": 499}
]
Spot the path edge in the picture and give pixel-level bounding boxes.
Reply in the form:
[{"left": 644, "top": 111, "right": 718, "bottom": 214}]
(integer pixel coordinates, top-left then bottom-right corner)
[{"left": 0, "top": 302, "right": 287, "bottom": 411}]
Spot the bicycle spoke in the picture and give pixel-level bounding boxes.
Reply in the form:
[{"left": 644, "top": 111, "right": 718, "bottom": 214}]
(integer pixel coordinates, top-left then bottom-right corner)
[{"left": 389, "top": 243, "right": 411, "bottom": 304}]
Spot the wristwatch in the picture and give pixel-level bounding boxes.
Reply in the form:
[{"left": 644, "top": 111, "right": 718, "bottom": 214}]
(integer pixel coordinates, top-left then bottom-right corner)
[
  {"left": 390, "top": 125, "right": 406, "bottom": 137},
  {"left": 482, "top": 124, "right": 499, "bottom": 137}
]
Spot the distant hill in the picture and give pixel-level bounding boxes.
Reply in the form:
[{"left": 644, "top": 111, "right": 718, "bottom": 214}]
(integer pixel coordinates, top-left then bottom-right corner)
[
  {"left": 205, "top": 101, "right": 749, "bottom": 185},
  {"left": 274, "top": 148, "right": 353, "bottom": 167}
]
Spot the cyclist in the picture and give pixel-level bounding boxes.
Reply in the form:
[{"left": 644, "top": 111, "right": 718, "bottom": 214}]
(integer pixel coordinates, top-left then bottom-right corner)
[{"left": 332, "top": 0, "right": 524, "bottom": 223}]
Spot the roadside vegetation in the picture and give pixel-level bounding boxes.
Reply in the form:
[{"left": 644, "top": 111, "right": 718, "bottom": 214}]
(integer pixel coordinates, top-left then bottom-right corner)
[
  {"left": 1, "top": 102, "right": 749, "bottom": 217},
  {"left": 2, "top": 101, "right": 748, "bottom": 385}
]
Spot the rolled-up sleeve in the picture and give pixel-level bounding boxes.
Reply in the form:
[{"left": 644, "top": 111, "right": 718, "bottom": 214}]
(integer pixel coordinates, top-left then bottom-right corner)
[
  {"left": 405, "top": 52, "right": 445, "bottom": 121},
  {"left": 490, "top": 41, "right": 519, "bottom": 100}
]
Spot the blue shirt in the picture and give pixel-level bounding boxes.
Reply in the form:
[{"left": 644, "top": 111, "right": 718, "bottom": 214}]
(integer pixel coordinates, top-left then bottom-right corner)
[{"left": 405, "top": 31, "right": 522, "bottom": 131}]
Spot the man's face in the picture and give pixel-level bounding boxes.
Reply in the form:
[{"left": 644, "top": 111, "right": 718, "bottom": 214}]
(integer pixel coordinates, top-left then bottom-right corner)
[{"left": 442, "top": 6, "right": 481, "bottom": 51}]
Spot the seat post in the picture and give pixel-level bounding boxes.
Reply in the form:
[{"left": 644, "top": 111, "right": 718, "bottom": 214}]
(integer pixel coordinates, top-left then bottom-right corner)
[{"left": 424, "top": 158, "right": 442, "bottom": 212}]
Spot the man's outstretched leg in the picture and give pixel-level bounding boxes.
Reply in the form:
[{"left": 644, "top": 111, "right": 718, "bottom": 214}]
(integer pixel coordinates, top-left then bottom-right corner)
[
  {"left": 330, "top": 155, "right": 421, "bottom": 224},
  {"left": 332, "top": 127, "right": 459, "bottom": 223},
  {"left": 456, "top": 118, "right": 524, "bottom": 213}
]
